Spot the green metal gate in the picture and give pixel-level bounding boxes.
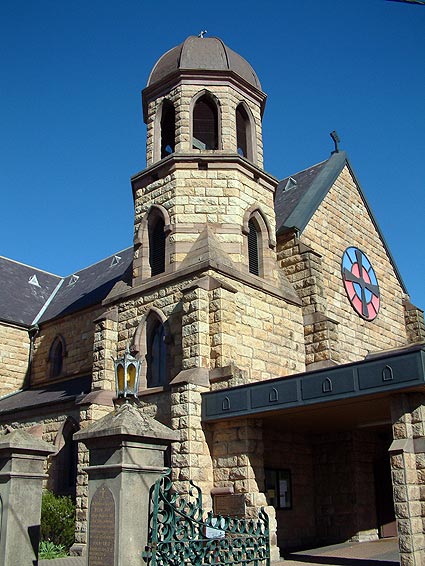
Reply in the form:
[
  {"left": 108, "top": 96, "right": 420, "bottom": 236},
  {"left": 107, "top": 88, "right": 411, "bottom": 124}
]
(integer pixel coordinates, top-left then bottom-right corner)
[{"left": 143, "top": 473, "right": 270, "bottom": 566}]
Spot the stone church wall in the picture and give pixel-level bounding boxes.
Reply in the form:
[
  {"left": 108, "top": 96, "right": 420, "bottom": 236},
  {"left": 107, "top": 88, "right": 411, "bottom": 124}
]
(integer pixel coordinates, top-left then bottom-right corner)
[
  {"left": 293, "top": 165, "right": 408, "bottom": 363},
  {"left": 0, "top": 322, "right": 30, "bottom": 396},
  {"left": 31, "top": 306, "right": 103, "bottom": 385},
  {"left": 263, "top": 428, "right": 316, "bottom": 552}
]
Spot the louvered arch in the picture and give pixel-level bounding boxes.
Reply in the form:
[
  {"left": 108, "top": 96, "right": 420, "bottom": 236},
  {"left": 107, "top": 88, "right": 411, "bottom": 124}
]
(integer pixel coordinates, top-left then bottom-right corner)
[
  {"left": 148, "top": 213, "right": 166, "bottom": 276},
  {"left": 248, "top": 218, "right": 260, "bottom": 276}
]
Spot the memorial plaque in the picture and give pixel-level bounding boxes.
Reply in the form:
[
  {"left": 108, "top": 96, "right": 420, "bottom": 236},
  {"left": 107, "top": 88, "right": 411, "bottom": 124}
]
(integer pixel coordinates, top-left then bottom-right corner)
[
  {"left": 214, "top": 494, "right": 246, "bottom": 517},
  {"left": 88, "top": 484, "right": 115, "bottom": 566}
]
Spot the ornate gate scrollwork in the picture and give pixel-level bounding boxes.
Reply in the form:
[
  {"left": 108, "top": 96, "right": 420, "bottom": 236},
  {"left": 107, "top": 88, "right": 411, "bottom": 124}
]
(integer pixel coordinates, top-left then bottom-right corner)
[{"left": 143, "top": 472, "right": 270, "bottom": 566}]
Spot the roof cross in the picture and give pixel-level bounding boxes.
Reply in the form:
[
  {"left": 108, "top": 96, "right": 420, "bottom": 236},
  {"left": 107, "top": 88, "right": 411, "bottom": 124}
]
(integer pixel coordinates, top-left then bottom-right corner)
[{"left": 330, "top": 130, "right": 340, "bottom": 153}]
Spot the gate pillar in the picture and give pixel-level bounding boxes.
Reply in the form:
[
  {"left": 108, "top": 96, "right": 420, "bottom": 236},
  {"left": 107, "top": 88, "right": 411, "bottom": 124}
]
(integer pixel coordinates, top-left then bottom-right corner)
[
  {"left": 0, "top": 429, "right": 55, "bottom": 566},
  {"left": 390, "top": 393, "right": 425, "bottom": 566},
  {"left": 74, "top": 402, "right": 178, "bottom": 566}
]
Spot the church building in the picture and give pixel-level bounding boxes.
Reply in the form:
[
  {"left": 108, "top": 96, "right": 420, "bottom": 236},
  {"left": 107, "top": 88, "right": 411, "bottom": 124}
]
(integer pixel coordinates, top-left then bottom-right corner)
[{"left": 0, "top": 36, "right": 424, "bottom": 564}]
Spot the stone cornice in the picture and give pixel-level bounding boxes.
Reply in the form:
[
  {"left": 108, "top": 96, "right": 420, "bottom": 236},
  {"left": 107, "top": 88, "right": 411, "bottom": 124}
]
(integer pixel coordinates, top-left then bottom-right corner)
[
  {"left": 131, "top": 154, "right": 278, "bottom": 198},
  {"left": 103, "top": 259, "right": 301, "bottom": 307},
  {"left": 142, "top": 69, "right": 267, "bottom": 121}
]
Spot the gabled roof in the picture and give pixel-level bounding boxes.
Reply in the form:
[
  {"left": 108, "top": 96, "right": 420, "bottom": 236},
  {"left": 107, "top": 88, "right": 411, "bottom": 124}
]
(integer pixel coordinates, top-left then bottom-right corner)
[
  {"left": 274, "top": 151, "right": 407, "bottom": 293},
  {"left": 38, "top": 247, "right": 133, "bottom": 322},
  {"left": 0, "top": 257, "right": 61, "bottom": 326},
  {"left": 0, "top": 248, "right": 133, "bottom": 326},
  {"left": 275, "top": 151, "right": 346, "bottom": 235}
]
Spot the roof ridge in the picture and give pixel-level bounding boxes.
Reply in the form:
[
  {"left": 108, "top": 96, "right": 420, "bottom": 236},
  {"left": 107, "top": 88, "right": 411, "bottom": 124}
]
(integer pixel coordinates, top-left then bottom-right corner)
[
  {"left": 0, "top": 255, "right": 62, "bottom": 278},
  {"left": 63, "top": 245, "right": 133, "bottom": 277}
]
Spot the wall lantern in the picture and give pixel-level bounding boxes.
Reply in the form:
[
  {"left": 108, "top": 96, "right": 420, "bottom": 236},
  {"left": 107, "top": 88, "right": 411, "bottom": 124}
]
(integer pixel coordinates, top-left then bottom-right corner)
[{"left": 113, "top": 346, "right": 141, "bottom": 399}]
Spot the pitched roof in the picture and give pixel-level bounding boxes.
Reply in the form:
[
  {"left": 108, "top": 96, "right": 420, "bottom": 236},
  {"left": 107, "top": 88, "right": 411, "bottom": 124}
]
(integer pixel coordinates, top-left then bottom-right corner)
[
  {"left": 0, "top": 375, "right": 92, "bottom": 417},
  {"left": 275, "top": 151, "right": 347, "bottom": 235},
  {"left": 0, "top": 248, "right": 133, "bottom": 326},
  {"left": 274, "top": 151, "right": 407, "bottom": 293},
  {"left": 0, "top": 257, "right": 61, "bottom": 326},
  {"left": 38, "top": 247, "right": 133, "bottom": 322}
]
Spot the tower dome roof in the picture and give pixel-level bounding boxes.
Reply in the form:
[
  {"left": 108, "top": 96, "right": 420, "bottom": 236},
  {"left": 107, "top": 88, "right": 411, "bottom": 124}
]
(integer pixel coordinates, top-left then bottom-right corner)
[{"left": 147, "top": 36, "right": 261, "bottom": 90}]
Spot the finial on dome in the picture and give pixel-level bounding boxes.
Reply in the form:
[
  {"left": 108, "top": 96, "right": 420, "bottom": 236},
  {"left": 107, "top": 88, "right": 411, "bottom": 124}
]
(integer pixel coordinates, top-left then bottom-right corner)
[{"left": 198, "top": 30, "right": 207, "bottom": 38}]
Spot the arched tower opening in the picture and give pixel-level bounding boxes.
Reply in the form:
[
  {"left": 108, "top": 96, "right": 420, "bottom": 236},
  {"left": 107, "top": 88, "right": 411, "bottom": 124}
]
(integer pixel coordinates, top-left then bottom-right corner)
[
  {"left": 160, "top": 99, "right": 175, "bottom": 158},
  {"left": 192, "top": 94, "right": 219, "bottom": 150}
]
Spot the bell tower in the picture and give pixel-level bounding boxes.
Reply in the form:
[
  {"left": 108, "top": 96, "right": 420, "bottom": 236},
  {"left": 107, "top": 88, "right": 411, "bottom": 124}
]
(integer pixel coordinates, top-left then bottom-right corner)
[
  {"left": 131, "top": 35, "right": 285, "bottom": 286},
  {"left": 127, "top": 35, "right": 304, "bottom": 386}
]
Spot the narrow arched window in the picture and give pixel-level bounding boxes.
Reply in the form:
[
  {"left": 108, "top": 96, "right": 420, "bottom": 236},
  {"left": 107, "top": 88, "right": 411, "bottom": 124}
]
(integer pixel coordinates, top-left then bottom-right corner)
[
  {"left": 148, "top": 212, "right": 166, "bottom": 276},
  {"left": 248, "top": 218, "right": 260, "bottom": 276},
  {"left": 236, "top": 104, "right": 249, "bottom": 158},
  {"left": 193, "top": 95, "right": 218, "bottom": 150},
  {"left": 49, "top": 336, "right": 65, "bottom": 378},
  {"left": 52, "top": 418, "right": 78, "bottom": 498},
  {"left": 146, "top": 316, "right": 167, "bottom": 387},
  {"left": 160, "top": 100, "right": 175, "bottom": 158}
]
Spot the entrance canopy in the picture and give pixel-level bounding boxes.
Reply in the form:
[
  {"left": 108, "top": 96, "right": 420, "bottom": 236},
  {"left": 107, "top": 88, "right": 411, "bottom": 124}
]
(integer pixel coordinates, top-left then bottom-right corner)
[{"left": 202, "top": 344, "right": 425, "bottom": 432}]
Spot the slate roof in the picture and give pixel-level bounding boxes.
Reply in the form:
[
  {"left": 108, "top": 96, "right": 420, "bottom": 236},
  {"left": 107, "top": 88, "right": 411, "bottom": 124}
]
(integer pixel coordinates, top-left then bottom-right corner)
[
  {"left": 0, "top": 257, "right": 61, "bottom": 326},
  {"left": 274, "top": 150, "right": 407, "bottom": 293},
  {"left": 275, "top": 151, "right": 346, "bottom": 235},
  {"left": 0, "top": 375, "right": 92, "bottom": 417},
  {"left": 39, "top": 247, "right": 133, "bottom": 322},
  {"left": 0, "top": 248, "right": 133, "bottom": 326}
]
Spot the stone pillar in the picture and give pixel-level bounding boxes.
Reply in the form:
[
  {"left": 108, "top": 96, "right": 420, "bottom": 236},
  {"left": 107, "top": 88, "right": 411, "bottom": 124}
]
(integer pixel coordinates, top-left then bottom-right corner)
[
  {"left": 74, "top": 402, "right": 178, "bottom": 566},
  {"left": 181, "top": 283, "right": 210, "bottom": 371},
  {"left": 92, "top": 308, "right": 118, "bottom": 391},
  {"left": 390, "top": 393, "right": 425, "bottom": 566},
  {"left": 278, "top": 234, "right": 339, "bottom": 370},
  {"left": 210, "top": 284, "right": 237, "bottom": 369},
  {"left": 403, "top": 299, "right": 425, "bottom": 344},
  {"left": 0, "top": 430, "right": 55, "bottom": 566},
  {"left": 169, "top": 379, "right": 214, "bottom": 503}
]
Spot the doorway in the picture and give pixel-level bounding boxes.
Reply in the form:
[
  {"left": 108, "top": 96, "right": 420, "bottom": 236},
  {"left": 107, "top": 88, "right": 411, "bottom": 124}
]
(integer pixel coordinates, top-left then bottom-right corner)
[{"left": 374, "top": 456, "right": 397, "bottom": 538}]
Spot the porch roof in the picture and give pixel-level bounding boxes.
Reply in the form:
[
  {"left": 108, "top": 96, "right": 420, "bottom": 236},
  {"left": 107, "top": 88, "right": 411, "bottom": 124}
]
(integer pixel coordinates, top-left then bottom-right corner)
[{"left": 202, "top": 344, "right": 425, "bottom": 427}]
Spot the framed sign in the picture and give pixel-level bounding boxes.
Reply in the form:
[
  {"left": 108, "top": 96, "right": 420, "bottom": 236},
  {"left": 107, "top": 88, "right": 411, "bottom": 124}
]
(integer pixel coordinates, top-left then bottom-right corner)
[{"left": 264, "top": 469, "right": 292, "bottom": 510}]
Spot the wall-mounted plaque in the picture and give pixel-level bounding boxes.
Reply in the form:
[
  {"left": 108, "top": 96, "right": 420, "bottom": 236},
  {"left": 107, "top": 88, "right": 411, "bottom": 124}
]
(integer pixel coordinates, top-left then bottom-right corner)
[
  {"left": 214, "top": 493, "right": 246, "bottom": 517},
  {"left": 88, "top": 484, "right": 115, "bottom": 566}
]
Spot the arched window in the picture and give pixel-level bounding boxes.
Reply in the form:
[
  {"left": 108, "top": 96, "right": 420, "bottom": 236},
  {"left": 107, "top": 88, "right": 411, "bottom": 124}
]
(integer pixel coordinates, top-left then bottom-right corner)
[
  {"left": 192, "top": 95, "right": 219, "bottom": 150},
  {"left": 236, "top": 104, "right": 249, "bottom": 157},
  {"left": 243, "top": 207, "right": 274, "bottom": 279},
  {"left": 51, "top": 417, "right": 78, "bottom": 498},
  {"left": 148, "top": 211, "right": 166, "bottom": 276},
  {"left": 236, "top": 103, "right": 255, "bottom": 162},
  {"left": 146, "top": 314, "right": 167, "bottom": 388},
  {"left": 160, "top": 100, "right": 175, "bottom": 158},
  {"left": 248, "top": 218, "right": 260, "bottom": 276},
  {"left": 49, "top": 336, "right": 66, "bottom": 378}
]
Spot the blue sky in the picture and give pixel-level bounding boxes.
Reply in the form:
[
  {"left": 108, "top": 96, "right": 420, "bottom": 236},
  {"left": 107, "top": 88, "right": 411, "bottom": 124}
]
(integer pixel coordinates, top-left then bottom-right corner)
[{"left": 1, "top": 0, "right": 424, "bottom": 307}]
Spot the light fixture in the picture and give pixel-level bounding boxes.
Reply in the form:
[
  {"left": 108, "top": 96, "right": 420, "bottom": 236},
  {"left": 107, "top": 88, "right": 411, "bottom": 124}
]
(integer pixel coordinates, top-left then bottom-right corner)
[{"left": 113, "top": 346, "right": 141, "bottom": 399}]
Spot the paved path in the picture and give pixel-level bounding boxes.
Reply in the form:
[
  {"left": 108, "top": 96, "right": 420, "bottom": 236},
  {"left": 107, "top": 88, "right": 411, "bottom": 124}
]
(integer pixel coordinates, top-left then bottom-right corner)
[
  {"left": 38, "top": 538, "right": 400, "bottom": 566},
  {"left": 283, "top": 538, "right": 399, "bottom": 565}
]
